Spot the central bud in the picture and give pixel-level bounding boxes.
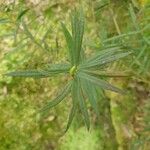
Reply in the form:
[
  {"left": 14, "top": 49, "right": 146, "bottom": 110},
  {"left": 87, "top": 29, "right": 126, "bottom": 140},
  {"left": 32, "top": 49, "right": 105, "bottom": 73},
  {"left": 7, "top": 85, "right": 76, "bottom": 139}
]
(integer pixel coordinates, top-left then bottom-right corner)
[{"left": 69, "top": 66, "right": 77, "bottom": 77}]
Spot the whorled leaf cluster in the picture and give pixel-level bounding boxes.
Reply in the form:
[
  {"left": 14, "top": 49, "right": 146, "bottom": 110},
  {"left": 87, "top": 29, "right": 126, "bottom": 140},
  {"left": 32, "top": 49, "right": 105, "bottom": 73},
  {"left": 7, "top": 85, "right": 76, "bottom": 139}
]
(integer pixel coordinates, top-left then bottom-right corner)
[{"left": 6, "top": 9, "right": 131, "bottom": 131}]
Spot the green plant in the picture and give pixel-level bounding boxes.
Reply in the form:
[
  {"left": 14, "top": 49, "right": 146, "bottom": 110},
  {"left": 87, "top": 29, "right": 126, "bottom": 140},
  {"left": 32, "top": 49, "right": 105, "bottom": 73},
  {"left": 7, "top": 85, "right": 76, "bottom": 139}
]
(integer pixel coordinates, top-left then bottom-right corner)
[{"left": 6, "top": 9, "right": 131, "bottom": 131}]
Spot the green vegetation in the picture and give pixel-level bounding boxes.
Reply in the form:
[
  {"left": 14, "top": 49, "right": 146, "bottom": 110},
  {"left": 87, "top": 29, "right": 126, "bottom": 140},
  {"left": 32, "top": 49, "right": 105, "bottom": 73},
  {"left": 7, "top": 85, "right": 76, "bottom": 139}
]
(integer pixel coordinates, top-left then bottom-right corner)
[
  {"left": 6, "top": 9, "right": 131, "bottom": 132},
  {"left": 0, "top": 0, "right": 150, "bottom": 150}
]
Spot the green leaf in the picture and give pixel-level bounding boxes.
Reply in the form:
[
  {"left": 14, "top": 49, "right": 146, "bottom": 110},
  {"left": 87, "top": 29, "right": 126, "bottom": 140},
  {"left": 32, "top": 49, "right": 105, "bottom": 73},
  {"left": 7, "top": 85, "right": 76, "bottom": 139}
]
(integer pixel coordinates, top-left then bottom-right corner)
[
  {"left": 76, "top": 77, "right": 90, "bottom": 130},
  {"left": 22, "top": 20, "right": 44, "bottom": 51},
  {"left": 6, "top": 70, "right": 50, "bottom": 78},
  {"left": 65, "top": 80, "right": 78, "bottom": 132},
  {"left": 71, "top": 9, "right": 85, "bottom": 65},
  {"left": 103, "top": 30, "right": 145, "bottom": 43},
  {"left": 129, "top": 3, "right": 139, "bottom": 30},
  {"left": 80, "top": 47, "right": 131, "bottom": 69},
  {"left": 0, "top": 18, "right": 9, "bottom": 24},
  {"left": 41, "top": 27, "right": 52, "bottom": 51},
  {"left": 84, "top": 46, "right": 122, "bottom": 62},
  {"left": 81, "top": 70, "right": 130, "bottom": 78},
  {"left": 17, "top": 9, "right": 29, "bottom": 21},
  {"left": 22, "top": 20, "right": 35, "bottom": 41},
  {"left": 65, "top": 101, "right": 77, "bottom": 132},
  {"left": 46, "top": 63, "right": 71, "bottom": 74},
  {"left": 41, "top": 81, "right": 72, "bottom": 112},
  {"left": 81, "top": 79, "right": 99, "bottom": 116},
  {"left": 6, "top": 64, "right": 70, "bottom": 78},
  {"left": 78, "top": 71, "right": 125, "bottom": 94},
  {"left": 94, "top": 0, "right": 109, "bottom": 13},
  {"left": 61, "top": 22, "right": 74, "bottom": 64},
  {"left": 79, "top": 47, "right": 86, "bottom": 64}
]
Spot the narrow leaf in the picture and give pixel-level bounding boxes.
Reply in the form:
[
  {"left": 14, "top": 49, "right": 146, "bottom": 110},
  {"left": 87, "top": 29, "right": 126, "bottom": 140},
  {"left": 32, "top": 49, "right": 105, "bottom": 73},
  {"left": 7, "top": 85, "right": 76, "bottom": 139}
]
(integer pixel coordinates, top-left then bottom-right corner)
[
  {"left": 17, "top": 9, "right": 29, "bottom": 21},
  {"left": 82, "top": 70, "right": 130, "bottom": 78},
  {"left": 129, "top": 3, "right": 139, "bottom": 30},
  {"left": 71, "top": 9, "right": 85, "bottom": 65},
  {"left": 0, "top": 18, "right": 9, "bottom": 24},
  {"left": 65, "top": 80, "right": 78, "bottom": 132},
  {"left": 6, "top": 70, "right": 50, "bottom": 78},
  {"left": 46, "top": 63, "right": 71, "bottom": 74},
  {"left": 78, "top": 71, "right": 125, "bottom": 94},
  {"left": 76, "top": 77, "right": 90, "bottom": 130},
  {"left": 65, "top": 102, "right": 77, "bottom": 132},
  {"left": 80, "top": 46, "right": 122, "bottom": 66},
  {"left": 22, "top": 20, "right": 44, "bottom": 51},
  {"left": 41, "top": 81, "right": 72, "bottom": 112},
  {"left": 80, "top": 50, "right": 131, "bottom": 69},
  {"left": 61, "top": 22, "right": 74, "bottom": 64},
  {"left": 81, "top": 79, "right": 99, "bottom": 116}
]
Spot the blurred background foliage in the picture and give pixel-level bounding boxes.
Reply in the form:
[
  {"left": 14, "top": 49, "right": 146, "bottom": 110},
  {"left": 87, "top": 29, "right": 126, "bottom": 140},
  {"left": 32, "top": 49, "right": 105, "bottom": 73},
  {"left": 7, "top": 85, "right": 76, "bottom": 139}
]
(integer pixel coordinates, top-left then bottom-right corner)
[{"left": 0, "top": 0, "right": 150, "bottom": 149}]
